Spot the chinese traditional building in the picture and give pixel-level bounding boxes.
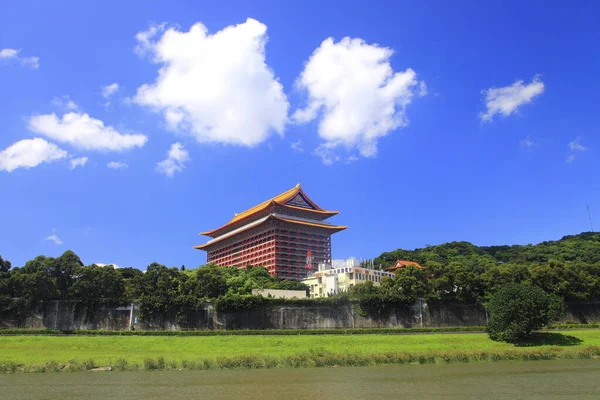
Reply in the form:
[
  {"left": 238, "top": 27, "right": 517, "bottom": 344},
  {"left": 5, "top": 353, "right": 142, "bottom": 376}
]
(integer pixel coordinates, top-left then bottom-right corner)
[
  {"left": 194, "top": 184, "right": 347, "bottom": 280},
  {"left": 386, "top": 259, "right": 425, "bottom": 272}
]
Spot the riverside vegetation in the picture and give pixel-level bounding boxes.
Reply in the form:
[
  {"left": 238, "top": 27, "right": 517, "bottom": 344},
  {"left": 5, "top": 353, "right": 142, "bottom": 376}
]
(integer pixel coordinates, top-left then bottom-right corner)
[
  {"left": 1, "top": 232, "right": 599, "bottom": 325},
  {"left": 1, "top": 232, "right": 600, "bottom": 373},
  {"left": 0, "top": 330, "right": 599, "bottom": 373}
]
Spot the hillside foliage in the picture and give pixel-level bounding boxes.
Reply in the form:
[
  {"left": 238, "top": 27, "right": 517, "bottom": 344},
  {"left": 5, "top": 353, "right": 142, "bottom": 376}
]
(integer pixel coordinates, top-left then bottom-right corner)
[
  {"left": 369, "top": 232, "right": 600, "bottom": 302},
  {"left": 1, "top": 232, "right": 599, "bottom": 322}
]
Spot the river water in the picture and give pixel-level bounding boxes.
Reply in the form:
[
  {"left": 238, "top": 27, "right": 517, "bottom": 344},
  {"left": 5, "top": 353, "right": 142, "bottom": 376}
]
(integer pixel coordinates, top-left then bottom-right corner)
[{"left": 1, "top": 359, "right": 598, "bottom": 399}]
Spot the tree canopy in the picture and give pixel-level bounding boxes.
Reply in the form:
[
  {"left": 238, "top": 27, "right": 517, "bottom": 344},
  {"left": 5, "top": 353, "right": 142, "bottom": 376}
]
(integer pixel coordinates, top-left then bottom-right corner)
[
  {"left": 1, "top": 232, "right": 598, "bottom": 322},
  {"left": 486, "top": 283, "right": 564, "bottom": 342},
  {"left": 0, "top": 251, "right": 309, "bottom": 322},
  {"left": 369, "top": 232, "right": 600, "bottom": 302}
]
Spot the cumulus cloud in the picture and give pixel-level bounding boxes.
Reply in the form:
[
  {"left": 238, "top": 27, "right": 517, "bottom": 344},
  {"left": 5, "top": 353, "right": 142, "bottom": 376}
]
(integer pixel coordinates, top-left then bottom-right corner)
[
  {"left": 156, "top": 142, "right": 190, "bottom": 177},
  {"left": 107, "top": 161, "right": 128, "bottom": 169},
  {"left": 480, "top": 76, "right": 544, "bottom": 122},
  {"left": 0, "top": 138, "right": 67, "bottom": 172},
  {"left": 101, "top": 83, "right": 119, "bottom": 98},
  {"left": 52, "top": 95, "right": 79, "bottom": 111},
  {"left": 293, "top": 37, "right": 421, "bottom": 163},
  {"left": 45, "top": 234, "right": 63, "bottom": 245},
  {"left": 134, "top": 18, "right": 288, "bottom": 147},
  {"left": 69, "top": 156, "right": 88, "bottom": 169},
  {"left": 566, "top": 137, "right": 587, "bottom": 163},
  {"left": 28, "top": 112, "right": 147, "bottom": 152},
  {"left": 0, "top": 48, "right": 39, "bottom": 68}
]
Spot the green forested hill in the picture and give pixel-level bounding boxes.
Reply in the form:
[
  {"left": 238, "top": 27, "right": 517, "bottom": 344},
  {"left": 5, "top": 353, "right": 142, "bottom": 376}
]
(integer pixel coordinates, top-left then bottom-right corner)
[
  {"left": 482, "top": 232, "right": 600, "bottom": 264},
  {"left": 374, "top": 232, "right": 600, "bottom": 268},
  {"left": 371, "top": 232, "right": 600, "bottom": 302}
]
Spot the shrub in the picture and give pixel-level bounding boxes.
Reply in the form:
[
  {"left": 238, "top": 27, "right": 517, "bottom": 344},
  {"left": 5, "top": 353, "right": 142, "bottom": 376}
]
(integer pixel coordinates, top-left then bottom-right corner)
[
  {"left": 113, "top": 358, "right": 129, "bottom": 371},
  {"left": 213, "top": 294, "right": 265, "bottom": 312},
  {"left": 486, "top": 283, "right": 564, "bottom": 343}
]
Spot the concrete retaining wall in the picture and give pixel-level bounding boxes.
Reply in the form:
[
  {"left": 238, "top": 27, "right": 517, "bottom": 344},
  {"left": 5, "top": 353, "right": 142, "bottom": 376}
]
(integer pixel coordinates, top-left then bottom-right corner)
[{"left": 1, "top": 300, "right": 598, "bottom": 331}]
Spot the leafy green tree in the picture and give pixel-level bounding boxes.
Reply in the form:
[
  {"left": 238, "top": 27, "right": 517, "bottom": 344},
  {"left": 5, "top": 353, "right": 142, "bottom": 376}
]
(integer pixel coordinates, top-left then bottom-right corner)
[
  {"left": 486, "top": 283, "right": 564, "bottom": 342},
  {"left": 391, "top": 266, "right": 434, "bottom": 303},
  {"left": 195, "top": 264, "right": 228, "bottom": 298},
  {"left": 53, "top": 251, "right": 84, "bottom": 299},
  {"left": 70, "top": 264, "right": 125, "bottom": 303},
  {"left": 349, "top": 281, "right": 409, "bottom": 316},
  {"left": 272, "top": 279, "right": 309, "bottom": 294},
  {"left": 0, "top": 256, "right": 11, "bottom": 274},
  {"left": 136, "top": 263, "right": 188, "bottom": 321}
]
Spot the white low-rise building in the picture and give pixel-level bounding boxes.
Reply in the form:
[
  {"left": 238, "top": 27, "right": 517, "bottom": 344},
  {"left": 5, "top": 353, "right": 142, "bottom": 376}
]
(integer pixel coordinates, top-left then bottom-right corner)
[
  {"left": 252, "top": 289, "right": 307, "bottom": 299},
  {"left": 301, "top": 259, "right": 395, "bottom": 298}
]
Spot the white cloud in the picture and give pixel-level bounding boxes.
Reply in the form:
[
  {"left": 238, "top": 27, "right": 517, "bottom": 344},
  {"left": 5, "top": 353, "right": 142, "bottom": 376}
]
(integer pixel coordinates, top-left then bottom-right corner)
[
  {"left": 418, "top": 81, "right": 428, "bottom": 97},
  {"left": 0, "top": 48, "right": 39, "bottom": 68},
  {"left": 293, "top": 37, "right": 421, "bottom": 163},
  {"left": 290, "top": 140, "right": 304, "bottom": 153},
  {"left": 107, "top": 161, "right": 128, "bottom": 169},
  {"left": 156, "top": 142, "right": 190, "bottom": 177},
  {"left": 134, "top": 23, "right": 166, "bottom": 56},
  {"left": 134, "top": 18, "right": 289, "bottom": 147},
  {"left": 101, "top": 83, "right": 120, "bottom": 98},
  {"left": 568, "top": 137, "right": 587, "bottom": 152},
  {"left": 480, "top": 76, "right": 544, "bottom": 122},
  {"left": 519, "top": 137, "right": 538, "bottom": 148},
  {"left": 28, "top": 112, "right": 147, "bottom": 152},
  {"left": 566, "top": 137, "right": 587, "bottom": 163},
  {"left": 69, "top": 156, "right": 88, "bottom": 169},
  {"left": 45, "top": 234, "right": 63, "bottom": 245},
  {"left": 95, "top": 263, "right": 121, "bottom": 269},
  {"left": 52, "top": 95, "right": 79, "bottom": 111},
  {"left": 0, "top": 138, "right": 67, "bottom": 172},
  {"left": 314, "top": 144, "right": 340, "bottom": 166},
  {"left": 0, "top": 49, "right": 19, "bottom": 58}
]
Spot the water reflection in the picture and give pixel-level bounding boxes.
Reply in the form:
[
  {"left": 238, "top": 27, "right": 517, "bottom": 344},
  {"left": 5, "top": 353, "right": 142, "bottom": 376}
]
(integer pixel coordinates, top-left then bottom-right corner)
[{"left": 0, "top": 359, "right": 599, "bottom": 400}]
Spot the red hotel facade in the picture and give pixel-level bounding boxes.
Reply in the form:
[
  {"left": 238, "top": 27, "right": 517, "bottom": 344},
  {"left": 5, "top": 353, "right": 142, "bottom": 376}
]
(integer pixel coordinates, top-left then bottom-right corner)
[{"left": 194, "top": 184, "right": 347, "bottom": 280}]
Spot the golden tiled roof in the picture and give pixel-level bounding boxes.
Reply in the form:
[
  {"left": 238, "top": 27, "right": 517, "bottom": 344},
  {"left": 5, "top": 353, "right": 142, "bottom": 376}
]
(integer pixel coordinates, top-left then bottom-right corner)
[
  {"left": 272, "top": 215, "right": 347, "bottom": 231},
  {"left": 200, "top": 184, "right": 339, "bottom": 237}
]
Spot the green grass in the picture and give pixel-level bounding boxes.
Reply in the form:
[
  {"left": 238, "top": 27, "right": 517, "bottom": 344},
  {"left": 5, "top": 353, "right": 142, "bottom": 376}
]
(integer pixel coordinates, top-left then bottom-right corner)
[{"left": 0, "top": 330, "right": 599, "bottom": 372}]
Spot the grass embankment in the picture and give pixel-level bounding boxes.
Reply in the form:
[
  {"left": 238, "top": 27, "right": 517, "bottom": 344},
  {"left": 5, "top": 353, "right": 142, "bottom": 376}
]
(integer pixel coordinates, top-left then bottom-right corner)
[
  {"left": 1, "top": 330, "right": 599, "bottom": 373},
  {"left": 0, "top": 323, "right": 596, "bottom": 336}
]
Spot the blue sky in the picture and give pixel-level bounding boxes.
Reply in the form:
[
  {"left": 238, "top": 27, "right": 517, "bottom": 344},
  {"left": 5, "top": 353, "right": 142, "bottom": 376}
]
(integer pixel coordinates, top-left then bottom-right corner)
[{"left": 1, "top": 0, "right": 598, "bottom": 269}]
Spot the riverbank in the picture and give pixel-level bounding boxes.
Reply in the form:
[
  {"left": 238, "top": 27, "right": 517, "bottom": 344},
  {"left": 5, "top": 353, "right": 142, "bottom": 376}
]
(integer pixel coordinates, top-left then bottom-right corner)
[{"left": 1, "top": 330, "right": 599, "bottom": 373}]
